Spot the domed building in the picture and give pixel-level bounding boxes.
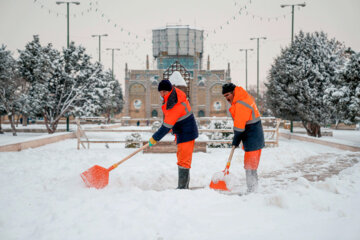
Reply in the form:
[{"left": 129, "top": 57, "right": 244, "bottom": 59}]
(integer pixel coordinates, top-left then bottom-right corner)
[{"left": 124, "top": 25, "right": 232, "bottom": 119}]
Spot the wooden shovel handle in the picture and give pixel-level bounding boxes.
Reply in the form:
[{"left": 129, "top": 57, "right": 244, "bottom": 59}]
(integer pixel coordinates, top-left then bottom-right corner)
[
  {"left": 108, "top": 143, "right": 150, "bottom": 171},
  {"left": 225, "top": 146, "right": 236, "bottom": 169}
]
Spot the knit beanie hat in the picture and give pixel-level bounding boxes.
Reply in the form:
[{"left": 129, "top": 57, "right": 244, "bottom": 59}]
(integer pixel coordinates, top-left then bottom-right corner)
[
  {"left": 158, "top": 79, "right": 173, "bottom": 92},
  {"left": 222, "top": 83, "right": 236, "bottom": 94}
]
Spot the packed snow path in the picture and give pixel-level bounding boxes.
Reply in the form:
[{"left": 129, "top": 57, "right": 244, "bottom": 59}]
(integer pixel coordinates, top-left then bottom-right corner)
[{"left": 261, "top": 153, "right": 360, "bottom": 192}]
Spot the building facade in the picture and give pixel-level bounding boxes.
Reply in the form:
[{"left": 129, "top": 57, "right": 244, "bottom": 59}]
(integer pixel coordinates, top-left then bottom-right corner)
[{"left": 124, "top": 26, "right": 231, "bottom": 119}]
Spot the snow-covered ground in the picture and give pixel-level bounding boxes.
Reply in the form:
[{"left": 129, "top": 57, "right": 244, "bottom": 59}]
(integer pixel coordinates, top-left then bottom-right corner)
[
  {"left": 0, "top": 132, "right": 46, "bottom": 145},
  {"left": 1, "top": 123, "right": 78, "bottom": 130},
  {"left": 0, "top": 136, "right": 360, "bottom": 240},
  {"left": 318, "top": 130, "right": 360, "bottom": 147},
  {"left": 282, "top": 128, "right": 360, "bottom": 148},
  {"left": 1, "top": 123, "right": 115, "bottom": 131}
]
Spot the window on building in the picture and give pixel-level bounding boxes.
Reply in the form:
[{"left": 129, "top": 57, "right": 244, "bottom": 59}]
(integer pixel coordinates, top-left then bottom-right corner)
[
  {"left": 213, "top": 101, "right": 222, "bottom": 111},
  {"left": 198, "top": 110, "right": 205, "bottom": 117},
  {"left": 151, "top": 110, "right": 158, "bottom": 117},
  {"left": 133, "top": 99, "right": 142, "bottom": 109},
  {"left": 211, "top": 84, "right": 222, "bottom": 94},
  {"left": 130, "top": 84, "right": 145, "bottom": 93}
]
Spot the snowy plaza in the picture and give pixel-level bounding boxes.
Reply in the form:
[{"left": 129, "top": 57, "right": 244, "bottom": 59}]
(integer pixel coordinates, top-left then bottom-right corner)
[
  {"left": 0, "top": 127, "right": 359, "bottom": 240},
  {"left": 1, "top": 0, "right": 360, "bottom": 239}
]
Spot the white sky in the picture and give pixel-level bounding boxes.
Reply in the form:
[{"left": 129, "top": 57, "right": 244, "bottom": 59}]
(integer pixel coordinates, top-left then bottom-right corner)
[{"left": 1, "top": 0, "right": 359, "bottom": 92}]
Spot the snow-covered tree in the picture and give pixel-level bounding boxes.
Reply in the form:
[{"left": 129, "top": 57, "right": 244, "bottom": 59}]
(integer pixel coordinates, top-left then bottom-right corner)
[
  {"left": 323, "top": 49, "right": 360, "bottom": 126},
  {"left": 97, "top": 70, "right": 124, "bottom": 123},
  {"left": 343, "top": 51, "right": 360, "bottom": 123},
  {"left": 0, "top": 45, "right": 27, "bottom": 136},
  {"left": 0, "top": 106, "right": 5, "bottom": 134},
  {"left": 18, "top": 36, "right": 104, "bottom": 133},
  {"left": 247, "top": 85, "right": 268, "bottom": 116},
  {"left": 266, "top": 31, "right": 345, "bottom": 137}
]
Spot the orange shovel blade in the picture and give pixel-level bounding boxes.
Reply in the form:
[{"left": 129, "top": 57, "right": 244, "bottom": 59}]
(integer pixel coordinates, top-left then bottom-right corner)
[
  {"left": 209, "top": 180, "right": 230, "bottom": 191},
  {"left": 80, "top": 165, "right": 110, "bottom": 189}
]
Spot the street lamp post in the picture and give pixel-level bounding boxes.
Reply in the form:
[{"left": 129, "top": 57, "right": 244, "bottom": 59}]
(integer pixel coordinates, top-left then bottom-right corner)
[
  {"left": 250, "top": 37, "right": 266, "bottom": 104},
  {"left": 281, "top": 3, "right": 306, "bottom": 43},
  {"left": 56, "top": 1, "right": 80, "bottom": 132},
  {"left": 92, "top": 34, "right": 108, "bottom": 63},
  {"left": 106, "top": 48, "right": 121, "bottom": 80},
  {"left": 281, "top": 2, "right": 306, "bottom": 132},
  {"left": 239, "top": 48, "right": 253, "bottom": 91}
]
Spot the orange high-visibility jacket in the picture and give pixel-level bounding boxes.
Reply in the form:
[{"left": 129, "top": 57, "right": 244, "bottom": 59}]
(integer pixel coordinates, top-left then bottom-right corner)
[
  {"left": 152, "top": 87, "right": 198, "bottom": 144},
  {"left": 229, "top": 86, "right": 264, "bottom": 151}
]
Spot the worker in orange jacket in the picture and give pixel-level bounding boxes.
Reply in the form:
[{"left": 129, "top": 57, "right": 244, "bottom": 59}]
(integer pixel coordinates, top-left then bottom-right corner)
[
  {"left": 149, "top": 80, "right": 198, "bottom": 189},
  {"left": 222, "top": 83, "right": 265, "bottom": 193}
]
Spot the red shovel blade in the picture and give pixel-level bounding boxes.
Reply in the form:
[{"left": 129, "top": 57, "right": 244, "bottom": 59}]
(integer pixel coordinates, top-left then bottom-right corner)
[
  {"left": 80, "top": 165, "right": 110, "bottom": 189},
  {"left": 209, "top": 180, "right": 230, "bottom": 191},
  {"left": 209, "top": 170, "right": 230, "bottom": 191}
]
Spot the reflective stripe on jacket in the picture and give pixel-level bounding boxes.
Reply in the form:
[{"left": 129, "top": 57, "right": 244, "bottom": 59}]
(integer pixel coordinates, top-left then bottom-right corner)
[
  {"left": 230, "top": 86, "right": 265, "bottom": 151},
  {"left": 152, "top": 87, "right": 198, "bottom": 144}
]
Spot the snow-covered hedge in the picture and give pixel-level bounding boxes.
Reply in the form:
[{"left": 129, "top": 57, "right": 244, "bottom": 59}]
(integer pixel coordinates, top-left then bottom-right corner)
[
  {"left": 206, "top": 120, "right": 233, "bottom": 148},
  {"left": 151, "top": 121, "right": 161, "bottom": 132},
  {"left": 125, "top": 133, "right": 142, "bottom": 148}
]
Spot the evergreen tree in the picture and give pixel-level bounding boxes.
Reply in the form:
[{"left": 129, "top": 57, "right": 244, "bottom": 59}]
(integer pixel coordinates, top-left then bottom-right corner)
[
  {"left": 266, "top": 31, "right": 345, "bottom": 137},
  {"left": 63, "top": 45, "right": 104, "bottom": 118},
  {"left": 0, "top": 45, "right": 26, "bottom": 136},
  {"left": 97, "top": 70, "right": 124, "bottom": 123},
  {"left": 323, "top": 50, "right": 360, "bottom": 126},
  {"left": 18, "top": 36, "right": 104, "bottom": 133}
]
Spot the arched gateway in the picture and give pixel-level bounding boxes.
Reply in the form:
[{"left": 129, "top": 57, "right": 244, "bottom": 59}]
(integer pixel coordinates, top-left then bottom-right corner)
[{"left": 163, "top": 61, "right": 191, "bottom": 98}]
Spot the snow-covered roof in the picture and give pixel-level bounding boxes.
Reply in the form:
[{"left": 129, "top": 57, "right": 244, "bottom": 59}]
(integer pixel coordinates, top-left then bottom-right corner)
[{"left": 169, "top": 71, "right": 187, "bottom": 87}]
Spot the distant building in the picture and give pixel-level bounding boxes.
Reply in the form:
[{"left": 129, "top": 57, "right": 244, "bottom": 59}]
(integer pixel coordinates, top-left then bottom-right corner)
[{"left": 124, "top": 25, "right": 231, "bottom": 119}]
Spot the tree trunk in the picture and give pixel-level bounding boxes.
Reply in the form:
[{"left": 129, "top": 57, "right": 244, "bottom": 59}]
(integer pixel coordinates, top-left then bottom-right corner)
[
  {"left": 44, "top": 114, "right": 58, "bottom": 134},
  {"left": 106, "top": 111, "right": 111, "bottom": 124},
  {"left": 23, "top": 115, "right": 28, "bottom": 127},
  {"left": 15, "top": 114, "right": 19, "bottom": 127},
  {"left": 0, "top": 116, "right": 4, "bottom": 134},
  {"left": 302, "top": 121, "right": 321, "bottom": 138},
  {"left": 9, "top": 114, "right": 17, "bottom": 136}
]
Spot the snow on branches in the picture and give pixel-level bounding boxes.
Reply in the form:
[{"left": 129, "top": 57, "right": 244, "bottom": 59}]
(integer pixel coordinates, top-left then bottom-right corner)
[
  {"left": 16, "top": 36, "right": 123, "bottom": 133},
  {"left": 265, "top": 31, "right": 352, "bottom": 137},
  {"left": 323, "top": 50, "right": 360, "bottom": 125},
  {"left": 0, "top": 45, "right": 26, "bottom": 136}
]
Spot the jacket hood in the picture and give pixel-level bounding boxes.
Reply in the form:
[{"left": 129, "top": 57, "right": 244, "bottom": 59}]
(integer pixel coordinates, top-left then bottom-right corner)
[
  {"left": 164, "top": 87, "right": 187, "bottom": 110},
  {"left": 232, "top": 86, "right": 249, "bottom": 104}
]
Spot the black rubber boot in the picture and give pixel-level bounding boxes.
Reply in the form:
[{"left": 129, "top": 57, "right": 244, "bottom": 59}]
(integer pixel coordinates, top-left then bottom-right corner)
[
  {"left": 177, "top": 166, "right": 190, "bottom": 189},
  {"left": 246, "top": 169, "right": 258, "bottom": 193}
]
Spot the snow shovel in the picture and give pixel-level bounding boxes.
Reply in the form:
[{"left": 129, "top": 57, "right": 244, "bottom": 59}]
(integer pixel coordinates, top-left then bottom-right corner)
[
  {"left": 209, "top": 146, "right": 236, "bottom": 191},
  {"left": 81, "top": 143, "right": 150, "bottom": 189}
]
